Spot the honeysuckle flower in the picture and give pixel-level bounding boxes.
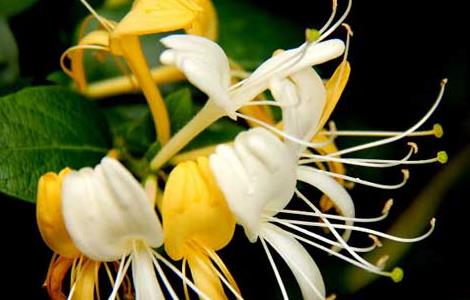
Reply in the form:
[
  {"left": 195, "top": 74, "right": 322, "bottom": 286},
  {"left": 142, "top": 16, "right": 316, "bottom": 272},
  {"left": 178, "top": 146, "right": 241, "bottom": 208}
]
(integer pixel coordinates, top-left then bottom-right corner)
[
  {"left": 61, "top": 0, "right": 217, "bottom": 145},
  {"left": 150, "top": 0, "right": 352, "bottom": 170},
  {"left": 58, "top": 157, "right": 206, "bottom": 299},
  {"left": 37, "top": 168, "right": 101, "bottom": 300},
  {"left": 162, "top": 157, "right": 240, "bottom": 299}
]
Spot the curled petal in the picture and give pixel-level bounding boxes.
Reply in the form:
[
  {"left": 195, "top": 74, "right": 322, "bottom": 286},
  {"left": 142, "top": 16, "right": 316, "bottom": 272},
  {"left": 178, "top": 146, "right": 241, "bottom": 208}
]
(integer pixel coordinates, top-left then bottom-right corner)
[
  {"left": 160, "top": 34, "right": 236, "bottom": 118},
  {"left": 262, "top": 223, "right": 325, "bottom": 300},
  {"left": 62, "top": 158, "right": 163, "bottom": 261},
  {"left": 297, "top": 166, "right": 355, "bottom": 247},
  {"left": 270, "top": 67, "right": 326, "bottom": 154},
  {"left": 210, "top": 128, "right": 297, "bottom": 242}
]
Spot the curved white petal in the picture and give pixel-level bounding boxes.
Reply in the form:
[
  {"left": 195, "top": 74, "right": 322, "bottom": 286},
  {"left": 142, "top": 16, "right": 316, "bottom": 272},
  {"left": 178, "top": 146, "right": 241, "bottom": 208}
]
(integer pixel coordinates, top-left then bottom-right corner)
[
  {"left": 132, "top": 243, "right": 164, "bottom": 300},
  {"left": 62, "top": 157, "right": 163, "bottom": 261},
  {"left": 232, "top": 39, "right": 344, "bottom": 108},
  {"left": 270, "top": 67, "right": 326, "bottom": 155},
  {"left": 261, "top": 223, "right": 325, "bottom": 300},
  {"left": 209, "top": 128, "right": 297, "bottom": 242},
  {"left": 297, "top": 166, "right": 355, "bottom": 247},
  {"left": 160, "top": 34, "right": 236, "bottom": 117}
]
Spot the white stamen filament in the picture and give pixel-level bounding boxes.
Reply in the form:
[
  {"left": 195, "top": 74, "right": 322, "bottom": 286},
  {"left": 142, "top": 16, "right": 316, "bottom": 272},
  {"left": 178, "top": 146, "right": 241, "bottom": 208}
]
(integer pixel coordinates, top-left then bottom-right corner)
[
  {"left": 319, "top": 123, "right": 443, "bottom": 138},
  {"left": 317, "top": 0, "right": 352, "bottom": 43},
  {"left": 144, "top": 247, "right": 178, "bottom": 300},
  {"left": 325, "top": 79, "right": 447, "bottom": 157},
  {"left": 260, "top": 237, "right": 289, "bottom": 300},
  {"left": 309, "top": 167, "right": 410, "bottom": 190},
  {"left": 151, "top": 250, "right": 211, "bottom": 300},
  {"left": 295, "top": 189, "right": 382, "bottom": 272},
  {"left": 319, "top": 0, "right": 338, "bottom": 34},
  {"left": 275, "top": 206, "right": 390, "bottom": 223},
  {"left": 267, "top": 216, "right": 377, "bottom": 253},
  {"left": 109, "top": 254, "right": 132, "bottom": 300},
  {"left": 279, "top": 217, "right": 436, "bottom": 243}
]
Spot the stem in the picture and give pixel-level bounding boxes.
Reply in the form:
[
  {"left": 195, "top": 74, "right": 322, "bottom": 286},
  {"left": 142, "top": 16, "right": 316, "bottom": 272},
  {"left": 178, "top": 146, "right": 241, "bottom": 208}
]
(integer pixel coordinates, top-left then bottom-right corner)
[
  {"left": 83, "top": 65, "right": 185, "bottom": 98},
  {"left": 118, "top": 35, "right": 171, "bottom": 145},
  {"left": 150, "top": 100, "right": 225, "bottom": 170}
]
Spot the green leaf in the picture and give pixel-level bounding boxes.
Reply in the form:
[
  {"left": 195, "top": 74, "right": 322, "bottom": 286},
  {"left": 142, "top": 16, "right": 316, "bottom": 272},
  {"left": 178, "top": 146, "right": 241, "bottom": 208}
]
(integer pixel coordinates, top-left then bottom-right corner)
[
  {"left": 216, "top": 0, "right": 303, "bottom": 70},
  {"left": 0, "top": 86, "right": 111, "bottom": 203},
  {"left": 0, "top": 0, "right": 37, "bottom": 17},
  {"left": 184, "top": 119, "right": 245, "bottom": 151},
  {"left": 164, "top": 87, "right": 195, "bottom": 134}
]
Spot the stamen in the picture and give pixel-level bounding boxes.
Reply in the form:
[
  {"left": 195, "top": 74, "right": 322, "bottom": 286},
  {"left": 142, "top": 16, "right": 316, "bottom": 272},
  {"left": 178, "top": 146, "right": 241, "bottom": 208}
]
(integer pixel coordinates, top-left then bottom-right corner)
[
  {"left": 276, "top": 207, "right": 390, "bottom": 223},
  {"left": 151, "top": 250, "right": 211, "bottom": 300},
  {"left": 326, "top": 79, "right": 448, "bottom": 157},
  {"left": 182, "top": 258, "right": 189, "bottom": 300},
  {"left": 79, "top": 0, "right": 114, "bottom": 32},
  {"left": 300, "top": 143, "right": 417, "bottom": 168},
  {"left": 319, "top": 0, "right": 338, "bottom": 34},
  {"left": 296, "top": 189, "right": 383, "bottom": 272},
  {"left": 268, "top": 216, "right": 378, "bottom": 253},
  {"left": 317, "top": 0, "right": 352, "bottom": 43},
  {"left": 260, "top": 237, "right": 289, "bottom": 300},
  {"left": 284, "top": 217, "right": 436, "bottom": 243},
  {"left": 341, "top": 23, "right": 353, "bottom": 60},
  {"left": 437, "top": 151, "right": 448, "bottom": 164},
  {"left": 235, "top": 112, "right": 335, "bottom": 148},
  {"left": 109, "top": 254, "right": 132, "bottom": 300},
  {"left": 145, "top": 247, "right": 178, "bottom": 300},
  {"left": 376, "top": 255, "right": 389, "bottom": 269},
  {"left": 308, "top": 167, "right": 410, "bottom": 190},
  {"left": 318, "top": 123, "right": 444, "bottom": 138},
  {"left": 60, "top": 45, "right": 109, "bottom": 80}
]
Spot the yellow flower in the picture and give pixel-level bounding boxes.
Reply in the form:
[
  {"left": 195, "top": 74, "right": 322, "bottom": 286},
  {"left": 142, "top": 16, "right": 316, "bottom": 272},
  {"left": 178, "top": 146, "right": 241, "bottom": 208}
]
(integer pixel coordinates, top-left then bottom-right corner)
[
  {"left": 61, "top": 0, "right": 217, "bottom": 145},
  {"left": 162, "top": 157, "right": 240, "bottom": 299}
]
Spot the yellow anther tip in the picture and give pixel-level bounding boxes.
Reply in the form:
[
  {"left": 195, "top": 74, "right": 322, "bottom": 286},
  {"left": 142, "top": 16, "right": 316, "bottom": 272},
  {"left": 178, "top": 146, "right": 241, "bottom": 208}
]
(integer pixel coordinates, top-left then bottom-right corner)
[
  {"left": 433, "top": 124, "right": 444, "bottom": 138},
  {"left": 305, "top": 28, "right": 321, "bottom": 43},
  {"left": 390, "top": 267, "right": 404, "bottom": 283},
  {"left": 437, "top": 151, "right": 448, "bottom": 164}
]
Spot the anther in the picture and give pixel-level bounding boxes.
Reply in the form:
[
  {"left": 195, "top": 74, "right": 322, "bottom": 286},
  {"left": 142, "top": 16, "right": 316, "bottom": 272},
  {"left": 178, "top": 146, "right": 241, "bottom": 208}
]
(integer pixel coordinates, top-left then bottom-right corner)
[
  {"left": 407, "top": 142, "right": 418, "bottom": 154},
  {"left": 433, "top": 123, "right": 444, "bottom": 138},
  {"left": 369, "top": 235, "right": 383, "bottom": 248},
  {"left": 437, "top": 151, "right": 448, "bottom": 164},
  {"left": 305, "top": 28, "right": 321, "bottom": 43},
  {"left": 376, "top": 255, "right": 389, "bottom": 269},
  {"left": 390, "top": 267, "right": 404, "bottom": 283},
  {"left": 382, "top": 199, "right": 394, "bottom": 215}
]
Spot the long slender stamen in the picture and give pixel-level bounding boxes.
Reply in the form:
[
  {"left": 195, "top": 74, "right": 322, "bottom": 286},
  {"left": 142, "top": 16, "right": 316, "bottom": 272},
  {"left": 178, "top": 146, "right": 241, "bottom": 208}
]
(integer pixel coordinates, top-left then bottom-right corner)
[
  {"left": 317, "top": 0, "right": 352, "bottom": 43},
  {"left": 79, "top": 0, "right": 115, "bottom": 32},
  {"left": 319, "top": 123, "right": 444, "bottom": 138},
  {"left": 309, "top": 167, "right": 410, "bottom": 190},
  {"left": 296, "top": 189, "right": 382, "bottom": 272},
  {"left": 60, "top": 45, "right": 109, "bottom": 79},
  {"left": 282, "top": 218, "right": 436, "bottom": 243},
  {"left": 145, "top": 247, "right": 178, "bottom": 300},
  {"left": 109, "top": 254, "right": 132, "bottom": 300},
  {"left": 260, "top": 237, "right": 289, "bottom": 300},
  {"left": 300, "top": 143, "right": 417, "bottom": 168},
  {"left": 235, "top": 112, "right": 335, "bottom": 148},
  {"left": 267, "top": 216, "right": 378, "bottom": 253},
  {"left": 319, "top": 0, "right": 338, "bottom": 34},
  {"left": 326, "top": 79, "right": 448, "bottom": 157},
  {"left": 263, "top": 234, "right": 326, "bottom": 300},
  {"left": 151, "top": 250, "right": 211, "bottom": 300}
]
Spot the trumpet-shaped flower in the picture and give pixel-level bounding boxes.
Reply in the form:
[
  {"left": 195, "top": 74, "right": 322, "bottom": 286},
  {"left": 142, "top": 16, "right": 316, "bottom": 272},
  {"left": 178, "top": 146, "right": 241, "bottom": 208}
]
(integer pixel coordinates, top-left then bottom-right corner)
[
  {"left": 61, "top": 0, "right": 218, "bottom": 145},
  {"left": 162, "top": 157, "right": 239, "bottom": 299}
]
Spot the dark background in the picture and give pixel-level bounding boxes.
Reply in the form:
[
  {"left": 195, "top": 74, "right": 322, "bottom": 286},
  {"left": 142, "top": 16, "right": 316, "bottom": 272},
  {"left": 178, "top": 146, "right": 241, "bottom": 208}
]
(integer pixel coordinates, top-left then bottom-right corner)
[{"left": 2, "top": 0, "right": 469, "bottom": 299}]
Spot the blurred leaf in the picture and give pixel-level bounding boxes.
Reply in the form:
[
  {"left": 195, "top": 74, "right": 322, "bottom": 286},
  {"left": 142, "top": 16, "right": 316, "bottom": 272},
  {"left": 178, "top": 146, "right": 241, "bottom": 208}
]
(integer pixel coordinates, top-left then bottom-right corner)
[
  {"left": 0, "top": 0, "right": 37, "bottom": 18},
  {"left": 215, "top": 0, "right": 303, "bottom": 69},
  {"left": 164, "top": 87, "right": 195, "bottom": 134},
  {"left": 46, "top": 70, "right": 72, "bottom": 86},
  {"left": 0, "top": 18, "right": 19, "bottom": 86},
  {"left": 341, "top": 146, "right": 470, "bottom": 292},
  {"left": 0, "top": 86, "right": 112, "bottom": 203}
]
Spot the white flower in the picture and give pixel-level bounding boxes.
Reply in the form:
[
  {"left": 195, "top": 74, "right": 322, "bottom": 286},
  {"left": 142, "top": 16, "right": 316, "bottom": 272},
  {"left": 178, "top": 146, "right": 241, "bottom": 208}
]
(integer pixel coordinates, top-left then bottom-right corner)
[{"left": 61, "top": 157, "right": 207, "bottom": 300}]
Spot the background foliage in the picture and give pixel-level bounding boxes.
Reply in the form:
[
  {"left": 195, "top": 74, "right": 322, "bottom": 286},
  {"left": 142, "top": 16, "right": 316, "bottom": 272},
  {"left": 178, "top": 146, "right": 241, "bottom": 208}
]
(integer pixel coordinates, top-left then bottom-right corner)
[{"left": 0, "top": 0, "right": 468, "bottom": 299}]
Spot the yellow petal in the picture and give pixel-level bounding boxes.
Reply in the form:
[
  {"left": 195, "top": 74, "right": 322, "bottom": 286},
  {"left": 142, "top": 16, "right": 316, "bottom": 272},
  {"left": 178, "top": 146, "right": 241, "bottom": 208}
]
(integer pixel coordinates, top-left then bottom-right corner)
[
  {"left": 162, "top": 157, "right": 236, "bottom": 260},
  {"left": 113, "top": 0, "right": 201, "bottom": 36},
  {"left": 72, "top": 260, "right": 99, "bottom": 300},
  {"left": 318, "top": 60, "right": 351, "bottom": 130},
  {"left": 36, "top": 168, "right": 80, "bottom": 259},
  {"left": 185, "top": 0, "right": 218, "bottom": 40},
  {"left": 186, "top": 249, "right": 226, "bottom": 300}
]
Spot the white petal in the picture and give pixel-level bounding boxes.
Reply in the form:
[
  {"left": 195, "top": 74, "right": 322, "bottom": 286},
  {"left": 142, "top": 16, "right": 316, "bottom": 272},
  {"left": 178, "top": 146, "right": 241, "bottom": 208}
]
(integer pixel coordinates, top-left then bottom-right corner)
[
  {"left": 132, "top": 243, "right": 164, "bottom": 300},
  {"left": 160, "top": 34, "right": 236, "bottom": 118},
  {"left": 232, "top": 39, "right": 344, "bottom": 108},
  {"left": 209, "top": 128, "right": 297, "bottom": 242},
  {"left": 62, "top": 158, "right": 163, "bottom": 261},
  {"left": 297, "top": 166, "right": 355, "bottom": 246},
  {"left": 270, "top": 67, "right": 326, "bottom": 155},
  {"left": 261, "top": 223, "right": 325, "bottom": 300}
]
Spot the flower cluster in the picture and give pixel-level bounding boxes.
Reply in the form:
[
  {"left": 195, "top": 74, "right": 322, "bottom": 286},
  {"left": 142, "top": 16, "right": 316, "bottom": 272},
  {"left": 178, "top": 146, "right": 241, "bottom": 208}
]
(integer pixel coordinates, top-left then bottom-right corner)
[{"left": 37, "top": 0, "right": 447, "bottom": 299}]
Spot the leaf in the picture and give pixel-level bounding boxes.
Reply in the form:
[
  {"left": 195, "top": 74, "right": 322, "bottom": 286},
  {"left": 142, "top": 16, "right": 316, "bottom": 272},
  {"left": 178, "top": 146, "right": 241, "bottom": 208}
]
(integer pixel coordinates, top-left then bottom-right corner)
[
  {"left": 184, "top": 119, "right": 245, "bottom": 151},
  {"left": 164, "top": 87, "right": 195, "bottom": 134},
  {"left": 215, "top": 0, "right": 303, "bottom": 70},
  {"left": 0, "top": 0, "right": 37, "bottom": 17},
  {"left": 0, "top": 86, "right": 112, "bottom": 203}
]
